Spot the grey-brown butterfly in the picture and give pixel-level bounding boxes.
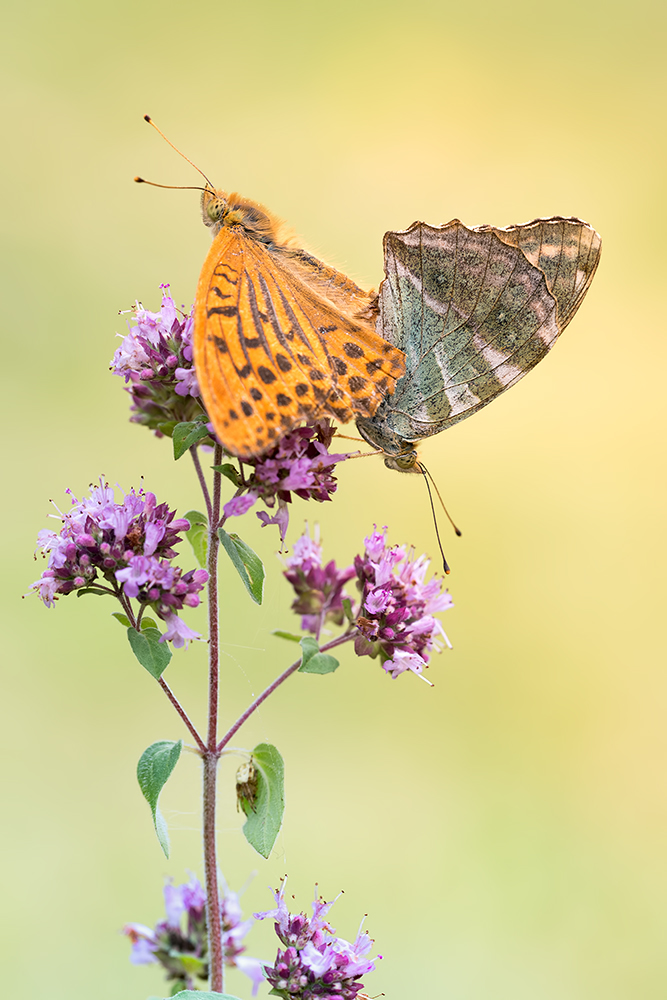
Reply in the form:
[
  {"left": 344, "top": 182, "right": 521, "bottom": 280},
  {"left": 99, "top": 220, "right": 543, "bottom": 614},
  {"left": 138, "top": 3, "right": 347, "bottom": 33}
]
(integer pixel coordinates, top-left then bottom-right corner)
[{"left": 356, "top": 217, "right": 601, "bottom": 470}]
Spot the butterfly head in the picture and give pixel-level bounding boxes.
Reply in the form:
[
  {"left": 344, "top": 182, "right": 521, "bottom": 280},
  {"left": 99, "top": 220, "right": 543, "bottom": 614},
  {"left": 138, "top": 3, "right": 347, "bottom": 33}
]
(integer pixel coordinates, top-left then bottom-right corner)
[
  {"left": 201, "top": 185, "right": 283, "bottom": 244},
  {"left": 356, "top": 411, "right": 420, "bottom": 473},
  {"left": 201, "top": 185, "right": 231, "bottom": 231},
  {"left": 383, "top": 450, "right": 419, "bottom": 473}
]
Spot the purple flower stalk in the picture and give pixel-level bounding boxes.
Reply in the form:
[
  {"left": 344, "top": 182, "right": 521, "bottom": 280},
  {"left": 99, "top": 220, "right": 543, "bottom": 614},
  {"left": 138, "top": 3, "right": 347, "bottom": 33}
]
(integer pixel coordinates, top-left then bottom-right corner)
[
  {"left": 223, "top": 420, "right": 349, "bottom": 543},
  {"left": 284, "top": 525, "right": 453, "bottom": 680},
  {"left": 30, "top": 479, "right": 207, "bottom": 647},
  {"left": 111, "top": 286, "right": 206, "bottom": 436},
  {"left": 255, "top": 883, "right": 378, "bottom": 1000},
  {"left": 123, "top": 873, "right": 265, "bottom": 995}
]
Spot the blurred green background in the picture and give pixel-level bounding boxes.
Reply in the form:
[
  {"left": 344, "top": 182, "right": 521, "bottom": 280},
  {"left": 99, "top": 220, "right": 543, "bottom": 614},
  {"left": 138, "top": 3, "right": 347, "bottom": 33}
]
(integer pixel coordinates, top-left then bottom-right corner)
[{"left": 3, "top": 0, "right": 666, "bottom": 996}]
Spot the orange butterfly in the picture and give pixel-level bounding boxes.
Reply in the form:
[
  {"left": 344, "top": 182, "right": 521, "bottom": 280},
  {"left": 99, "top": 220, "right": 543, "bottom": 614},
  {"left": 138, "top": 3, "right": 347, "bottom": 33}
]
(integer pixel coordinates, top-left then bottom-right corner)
[{"left": 137, "top": 117, "right": 405, "bottom": 459}]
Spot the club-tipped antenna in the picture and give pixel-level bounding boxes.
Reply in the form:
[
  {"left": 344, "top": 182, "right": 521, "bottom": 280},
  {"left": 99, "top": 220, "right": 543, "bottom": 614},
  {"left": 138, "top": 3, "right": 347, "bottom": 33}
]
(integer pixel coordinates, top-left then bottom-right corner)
[
  {"left": 134, "top": 176, "right": 211, "bottom": 192},
  {"left": 417, "top": 464, "right": 451, "bottom": 575},
  {"left": 418, "top": 461, "right": 462, "bottom": 537},
  {"left": 141, "top": 114, "right": 216, "bottom": 190}
]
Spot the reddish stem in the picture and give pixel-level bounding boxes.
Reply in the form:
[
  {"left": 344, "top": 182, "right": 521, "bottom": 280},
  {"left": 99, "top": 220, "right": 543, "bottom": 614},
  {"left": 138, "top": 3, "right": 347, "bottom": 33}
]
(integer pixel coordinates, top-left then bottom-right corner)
[
  {"left": 217, "top": 632, "right": 353, "bottom": 753},
  {"left": 203, "top": 444, "right": 224, "bottom": 992},
  {"left": 202, "top": 749, "right": 223, "bottom": 990},
  {"left": 190, "top": 446, "right": 213, "bottom": 524},
  {"left": 158, "top": 676, "right": 206, "bottom": 753}
]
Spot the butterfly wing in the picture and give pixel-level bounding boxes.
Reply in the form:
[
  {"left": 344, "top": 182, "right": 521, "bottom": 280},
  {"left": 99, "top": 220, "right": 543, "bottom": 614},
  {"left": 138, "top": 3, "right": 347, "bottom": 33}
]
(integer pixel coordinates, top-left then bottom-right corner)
[
  {"left": 363, "top": 217, "right": 601, "bottom": 446},
  {"left": 194, "top": 227, "right": 405, "bottom": 458},
  {"left": 481, "top": 217, "right": 602, "bottom": 329}
]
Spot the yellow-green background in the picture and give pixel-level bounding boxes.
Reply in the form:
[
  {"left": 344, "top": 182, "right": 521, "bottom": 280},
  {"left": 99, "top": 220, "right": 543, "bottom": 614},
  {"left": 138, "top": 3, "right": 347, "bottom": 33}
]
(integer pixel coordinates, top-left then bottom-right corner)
[{"left": 3, "top": 0, "right": 665, "bottom": 996}]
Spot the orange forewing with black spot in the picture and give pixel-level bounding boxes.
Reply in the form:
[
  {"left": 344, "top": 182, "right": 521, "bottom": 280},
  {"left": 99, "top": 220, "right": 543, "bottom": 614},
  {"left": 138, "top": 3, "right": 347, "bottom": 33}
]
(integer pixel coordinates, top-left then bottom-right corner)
[{"left": 193, "top": 191, "right": 405, "bottom": 459}]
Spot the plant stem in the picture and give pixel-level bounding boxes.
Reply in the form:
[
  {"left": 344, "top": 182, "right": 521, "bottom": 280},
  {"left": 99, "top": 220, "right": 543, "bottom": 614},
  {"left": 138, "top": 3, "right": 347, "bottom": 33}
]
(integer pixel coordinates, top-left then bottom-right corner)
[
  {"left": 190, "top": 446, "right": 213, "bottom": 523},
  {"left": 208, "top": 444, "right": 223, "bottom": 748},
  {"left": 217, "top": 632, "right": 353, "bottom": 753},
  {"left": 157, "top": 677, "right": 206, "bottom": 752},
  {"left": 203, "top": 444, "right": 224, "bottom": 992},
  {"left": 202, "top": 749, "right": 223, "bottom": 991}
]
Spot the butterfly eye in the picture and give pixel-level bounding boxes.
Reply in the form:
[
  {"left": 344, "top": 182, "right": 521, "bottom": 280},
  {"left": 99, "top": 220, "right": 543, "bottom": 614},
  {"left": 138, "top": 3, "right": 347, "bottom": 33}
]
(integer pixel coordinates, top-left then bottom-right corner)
[
  {"left": 206, "top": 197, "right": 226, "bottom": 223},
  {"left": 385, "top": 452, "right": 418, "bottom": 472}
]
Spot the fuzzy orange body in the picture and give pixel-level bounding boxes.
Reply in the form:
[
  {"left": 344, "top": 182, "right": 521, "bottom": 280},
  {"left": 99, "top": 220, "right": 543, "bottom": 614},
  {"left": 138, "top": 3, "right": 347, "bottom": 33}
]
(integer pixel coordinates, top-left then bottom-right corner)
[{"left": 193, "top": 188, "right": 405, "bottom": 458}]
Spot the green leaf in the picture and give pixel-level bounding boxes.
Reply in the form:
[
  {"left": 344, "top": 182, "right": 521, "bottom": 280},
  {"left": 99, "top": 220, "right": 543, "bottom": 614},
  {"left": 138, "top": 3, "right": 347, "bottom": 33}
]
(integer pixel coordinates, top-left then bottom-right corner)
[
  {"left": 184, "top": 509, "right": 208, "bottom": 527},
  {"left": 75, "top": 587, "right": 109, "bottom": 597},
  {"left": 272, "top": 630, "right": 302, "bottom": 642},
  {"left": 184, "top": 509, "right": 209, "bottom": 567},
  {"left": 298, "top": 636, "right": 340, "bottom": 675},
  {"left": 173, "top": 420, "right": 210, "bottom": 460},
  {"left": 342, "top": 597, "right": 354, "bottom": 621},
  {"left": 211, "top": 463, "right": 242, "bottom": 487},
  {"left": 114, "top": 613, "right": 158, "bottom": 630},
  {"left": 156, "top": 419, "right": 177, "bottom": 438},
  {"left": 242, "top": 742, "right": 284, "bottom": 858},
  {"left": 127, "top": 626, "right": 172, "bottom": 679},
  {"left": 137, "top": 740, "right": 182, "bottom": 858},
  {"left": 218, "top": 529, "right": 264, "bottom": 605}
]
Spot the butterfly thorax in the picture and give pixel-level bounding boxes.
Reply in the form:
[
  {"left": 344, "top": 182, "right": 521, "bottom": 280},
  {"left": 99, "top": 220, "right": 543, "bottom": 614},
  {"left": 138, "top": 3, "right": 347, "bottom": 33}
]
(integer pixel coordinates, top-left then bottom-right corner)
[{"left": 201, "top": 186, "right": 287, "bottom": 246}]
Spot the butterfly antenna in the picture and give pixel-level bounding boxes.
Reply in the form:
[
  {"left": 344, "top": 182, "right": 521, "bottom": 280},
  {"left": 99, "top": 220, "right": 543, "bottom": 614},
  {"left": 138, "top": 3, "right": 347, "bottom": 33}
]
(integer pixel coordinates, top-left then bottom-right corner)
[
  {"left": 418, "top": 461, "right": 462, "bottom": 537},
  {"left": 134, "top": 177, "right": 211, "bottom": 192},
  {"left": 417, "top": 464, "right": 451, "bottom": 575},
  {"left": 141, "top": 114, "right": 216, "bottom": 190}
]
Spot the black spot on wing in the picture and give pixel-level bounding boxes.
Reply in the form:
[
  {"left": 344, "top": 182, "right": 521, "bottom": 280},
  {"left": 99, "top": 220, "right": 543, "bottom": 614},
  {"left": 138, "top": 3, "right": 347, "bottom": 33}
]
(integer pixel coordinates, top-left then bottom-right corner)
[
  {"left": 208, "top": 305, "right": 238, "bottom": 318},
  {"left": 344, "top": 342, "right": 364, "bottom": 359},
  {"left": 348, "top": 376, "right": 367, "bottom": 394}
]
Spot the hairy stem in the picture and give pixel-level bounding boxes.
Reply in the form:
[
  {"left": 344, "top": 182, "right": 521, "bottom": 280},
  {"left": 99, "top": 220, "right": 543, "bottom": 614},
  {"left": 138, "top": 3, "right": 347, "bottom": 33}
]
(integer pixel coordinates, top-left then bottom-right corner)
[
  {"left": 190, "top": 446, "right": 213, "bottom": 523},
  {"left": 202, "top": 749, "right": 223, "bottom": 991},
  {"left": 203, "top": 444, "right": 224, "bottom": 992},
  {"left": 157, "top": 676, "right": 206, "bottom": 753}
]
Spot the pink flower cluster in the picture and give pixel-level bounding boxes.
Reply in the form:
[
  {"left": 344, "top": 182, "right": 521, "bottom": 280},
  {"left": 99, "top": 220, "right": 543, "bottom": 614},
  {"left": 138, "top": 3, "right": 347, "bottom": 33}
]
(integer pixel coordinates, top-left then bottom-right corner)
[
  {"left": 353, "top": 526, "right": 453, "bottom": 679},
  {"left": 255, "top": 883, "right": 377, "bottom": 1000},
  {"left": 223, "top": 421, "right": 349, "bottom": 542},
  {"left": 283, "top": 527, "right": 355, "bottom": 636},
  {"left": 124, "top": 873, "right": 265, "bottom": 995},
  {"left": 111, "top": 285, "right": 205, "bottom": 435},
  {"left": 284, "top": 525, "right": 453, "bottom": 680},
  {"left": 31, "top": 480, "right": 207, "bottom": 647}
]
